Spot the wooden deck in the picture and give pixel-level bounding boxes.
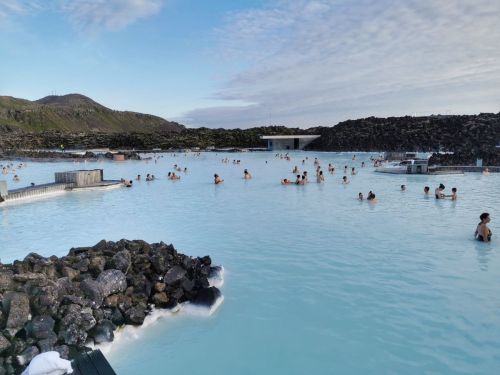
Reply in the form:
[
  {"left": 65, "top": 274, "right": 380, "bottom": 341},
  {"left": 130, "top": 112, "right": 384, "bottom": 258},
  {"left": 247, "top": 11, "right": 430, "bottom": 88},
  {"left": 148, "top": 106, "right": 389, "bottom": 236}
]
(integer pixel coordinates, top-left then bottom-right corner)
[{"left": 72, "top": 350, "right": 117, "bottom": 375}]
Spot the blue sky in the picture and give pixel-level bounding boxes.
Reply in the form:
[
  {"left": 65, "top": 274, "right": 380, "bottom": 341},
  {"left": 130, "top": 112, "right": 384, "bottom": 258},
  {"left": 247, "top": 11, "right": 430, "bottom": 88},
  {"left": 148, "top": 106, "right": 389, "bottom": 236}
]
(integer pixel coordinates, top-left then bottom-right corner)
[{"left": 1, "top": 0, "right": 500, "bottom": 128}]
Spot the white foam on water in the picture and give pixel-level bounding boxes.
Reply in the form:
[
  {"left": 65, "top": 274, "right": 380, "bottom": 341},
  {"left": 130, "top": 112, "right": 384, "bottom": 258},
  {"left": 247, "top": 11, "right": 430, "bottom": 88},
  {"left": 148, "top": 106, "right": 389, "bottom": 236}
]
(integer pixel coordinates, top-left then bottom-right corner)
[
  {"left": 96, "top": 267, "right": 225, "bottom": 356},
  {"left": 208, "top": 265, "right": 225, "bottom": 288}
]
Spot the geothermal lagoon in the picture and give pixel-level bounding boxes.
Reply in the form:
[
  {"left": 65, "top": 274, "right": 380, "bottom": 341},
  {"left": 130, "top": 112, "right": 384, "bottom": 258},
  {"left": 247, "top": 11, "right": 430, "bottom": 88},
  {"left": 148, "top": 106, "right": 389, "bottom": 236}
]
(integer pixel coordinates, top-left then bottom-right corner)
[{"left": 1, "top": 152, "right": 499, "bottom": 375}]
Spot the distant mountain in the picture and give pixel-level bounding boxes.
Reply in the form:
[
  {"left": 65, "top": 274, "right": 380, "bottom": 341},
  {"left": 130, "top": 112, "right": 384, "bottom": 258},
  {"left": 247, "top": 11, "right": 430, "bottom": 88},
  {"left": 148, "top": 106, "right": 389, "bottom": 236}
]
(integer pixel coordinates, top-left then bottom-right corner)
[{"left": 0, "top": 94, "right": 184, "bottom": 133}]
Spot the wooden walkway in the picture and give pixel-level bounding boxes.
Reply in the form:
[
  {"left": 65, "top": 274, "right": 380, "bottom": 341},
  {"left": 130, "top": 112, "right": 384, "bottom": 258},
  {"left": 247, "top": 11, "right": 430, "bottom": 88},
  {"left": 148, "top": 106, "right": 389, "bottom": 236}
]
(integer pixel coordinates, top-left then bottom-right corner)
[{"left": 72, "top": 350, "right": 117, "bottom": 375}]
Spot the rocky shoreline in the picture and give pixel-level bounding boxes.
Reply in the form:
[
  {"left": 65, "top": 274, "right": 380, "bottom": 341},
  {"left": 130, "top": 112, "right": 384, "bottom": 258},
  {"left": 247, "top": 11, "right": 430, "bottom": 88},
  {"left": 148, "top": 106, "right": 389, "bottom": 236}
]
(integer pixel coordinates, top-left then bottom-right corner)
[
  {"left": 0, "top": 150, "right": 142, "bottom": 162},
  {"left": 0, "top": 239, "right": 222, "bottom": 374}
]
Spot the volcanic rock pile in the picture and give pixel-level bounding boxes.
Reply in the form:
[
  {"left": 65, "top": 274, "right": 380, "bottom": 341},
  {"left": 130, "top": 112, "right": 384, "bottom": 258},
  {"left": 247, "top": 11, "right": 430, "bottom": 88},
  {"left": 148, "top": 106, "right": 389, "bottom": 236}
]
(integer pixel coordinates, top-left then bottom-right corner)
[{"left": 0, "top": 239, "right": 222, "bottom": 374}]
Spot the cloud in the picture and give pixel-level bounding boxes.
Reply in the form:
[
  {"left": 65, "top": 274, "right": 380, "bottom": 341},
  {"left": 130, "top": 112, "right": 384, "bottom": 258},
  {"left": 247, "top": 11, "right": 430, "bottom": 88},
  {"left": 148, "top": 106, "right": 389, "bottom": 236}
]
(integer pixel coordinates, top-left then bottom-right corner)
[
  {"left": 184, "top": 0, "right": 500, "bottom": 128},
  {"left": 60, "top": 0, "right": 163, "bottom": 32},
  {"left": 0, "top": 0, "right": 41, "bottom": 21}
]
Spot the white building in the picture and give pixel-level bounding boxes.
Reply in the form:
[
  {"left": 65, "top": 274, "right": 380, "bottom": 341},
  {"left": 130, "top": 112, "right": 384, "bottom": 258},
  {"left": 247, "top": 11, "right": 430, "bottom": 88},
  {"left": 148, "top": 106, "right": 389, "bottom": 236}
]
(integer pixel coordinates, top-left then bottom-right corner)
[{"left": 260, "top": 135, "right": 320, "bottom": 151}]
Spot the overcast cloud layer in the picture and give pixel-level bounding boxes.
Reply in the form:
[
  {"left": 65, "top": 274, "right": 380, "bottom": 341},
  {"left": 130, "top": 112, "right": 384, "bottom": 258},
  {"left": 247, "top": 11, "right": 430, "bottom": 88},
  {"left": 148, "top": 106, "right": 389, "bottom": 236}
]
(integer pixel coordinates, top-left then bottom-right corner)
[{"left": 183, "top": 0, "right": 500, "bottom": 128}]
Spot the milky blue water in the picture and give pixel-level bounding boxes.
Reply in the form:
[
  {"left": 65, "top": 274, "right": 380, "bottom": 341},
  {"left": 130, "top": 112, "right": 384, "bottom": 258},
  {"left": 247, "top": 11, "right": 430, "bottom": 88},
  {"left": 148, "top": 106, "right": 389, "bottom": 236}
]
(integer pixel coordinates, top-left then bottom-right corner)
[{"left": 1, "top": 152, "right": 499, "bottom": 375}]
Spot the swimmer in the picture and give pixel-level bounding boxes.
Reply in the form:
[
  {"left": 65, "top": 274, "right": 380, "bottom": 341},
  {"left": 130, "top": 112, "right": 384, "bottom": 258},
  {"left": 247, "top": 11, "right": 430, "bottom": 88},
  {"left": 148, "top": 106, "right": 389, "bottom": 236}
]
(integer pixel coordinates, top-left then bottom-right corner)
[
  {"left": 344, "top": 165, "right": 348, "bottom": 174},
  {"left": 303, "top": 171, "right": 309, "bottom": 183},
  {"left": 299, "top": 175, "right": 307, "bottom": 185},
  {"left": 424, "top": 186, "right": 430, "bottom": 195},
  {"left": 449, "top": 187, "right": 457, "bottom": 200},
  {"left": 13, "top": 175, "right": 20, "bottom": 182},
  {"left": 136, "top": 174, "right": 141, "bottom": 181},
  {"left": 171, "top": 172, "right": 181, "bottom": 180},
  {"left": 483, "top": 168, "right": 490, "bottom": 176},
  {"left": 184, "top": 168, "right": 188, "bottom": 173},
  {"left": 475, "top": 213, "right": 492, "bottom": 242},
  {"left": 292, "top": 166, "right": 299, "bottom": 174},
  {"left": 435, "top": 184, "right": 445, "bottom": 199},
  {"left": 281, "top": 178, "right": 293, "bottom": 185},
  {"left": 401, "top": 184, "right": 406, "bottom": 191},
  {"left": 214, "top": 174, "right": 224, "bottom": 184},
  {"left": 295, "top": 175, "right": 301, "bottom": 185},
  {"left": 361, "top": 161, "right": 365, "bottom": 168},
  {"left": 244, "top": 169, "right": 252, "bottom": 180},
  {"left": 358, "top": 192, "right": 364, "bottom": 200},
  {"left": 351, "top": 167, "right": 357, "bottom": 175},
  {"left": 317, "top": 171, "right": 325, "bottom": 183},
  {"left": 367, "top": 192, "right": 377, "bottom": 202},
  {"left": 342, "top": 176, "right": 349, "bottom": 184}
]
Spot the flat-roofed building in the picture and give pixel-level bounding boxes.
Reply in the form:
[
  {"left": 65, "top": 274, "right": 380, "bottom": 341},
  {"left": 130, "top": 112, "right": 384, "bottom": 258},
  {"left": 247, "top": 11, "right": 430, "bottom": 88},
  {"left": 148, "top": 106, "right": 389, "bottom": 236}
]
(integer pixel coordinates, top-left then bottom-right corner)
[{"left": 260, "top": 135, "right": 320, "bottom": 150}]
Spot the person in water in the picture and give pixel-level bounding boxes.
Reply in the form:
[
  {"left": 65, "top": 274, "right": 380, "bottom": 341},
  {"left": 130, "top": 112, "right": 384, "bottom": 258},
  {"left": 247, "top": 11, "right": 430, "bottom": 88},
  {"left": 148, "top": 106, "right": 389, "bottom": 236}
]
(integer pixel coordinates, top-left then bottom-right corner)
[
  {"left": 424, "top": 186, "right": 430, "bottom": 195},
  {"left": 367, "top": 192, "right": 377, "bottom": 202},
  {"left": 358, "top": 192, "right": 364, "bottom": 200},
  {"left": 342, "top": 175, "right": 349, "bottom": 184},
  {"left": 214, "top": 174, "right": 224, "bottom": 184},
  {"left": 475, "top": 212, "right": 492, "bottom": 242},
  {"left": 281, "top": 178, "right": 293, "bottom": 185},
  {"left": 136, "top": 174, "right": 141, "bottom": 181},
  {"left": 244, "top": 169, "right": 252, "bottom": 180},
  {"left": 483, "top": 168, "right": 490, "bottom": 176},
  {"left": 295, "top": 175, "right": 301, "bottom": 184},
  {"left": 303, "top": 171, "right": 309, "bottom": 183},
  {"left": 351, "top": 167, "right": 357, "bottom": 175},
  {"left": 317, "top": 171, "right": 325, "bottom": 183},
  {"left": 292, "top": 166, "right": 299, "bottom": 173},
  {"left": 401, "top": 184, "right": 406, "bottom": 191},
  {"left": 435, "top": 184, "right": 445, "bottom": 199},
  {"left": 449, "top": 187, "right": 457, "bottom": 200}
]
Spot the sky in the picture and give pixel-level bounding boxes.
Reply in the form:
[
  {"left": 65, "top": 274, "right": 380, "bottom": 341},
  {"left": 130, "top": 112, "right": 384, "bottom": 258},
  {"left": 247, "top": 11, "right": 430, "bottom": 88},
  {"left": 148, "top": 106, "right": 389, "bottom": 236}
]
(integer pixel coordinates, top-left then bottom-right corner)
[{"left": 1, "top": 0, "right": 500, "bottom": 128}]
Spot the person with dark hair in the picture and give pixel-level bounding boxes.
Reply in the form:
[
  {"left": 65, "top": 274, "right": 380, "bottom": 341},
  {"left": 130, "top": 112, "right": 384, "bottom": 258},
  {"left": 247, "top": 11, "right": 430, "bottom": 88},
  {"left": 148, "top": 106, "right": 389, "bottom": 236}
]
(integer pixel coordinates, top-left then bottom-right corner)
[
  {"left": 281, "top": 178, "right": 293, "bottom": 185},
  {"left": 342, "top": 176, "right": 349, "bottom": 184},
  {"left": 367, "top": 192, "right": 377, "bottom": 202},
  {"left": 358, "top": 192, "right": 364, "bottom": 200},
  {"left": 317, "top": 170, "right": 325, "bottom": 183},
  {"left": 295, "top": 175, "right": 301, "bottom": 185},
  {"left": 214, "top": 174, "right": 223, "bottom": 184},
  {"left": 303, "top": 171, "right": 309, "bottom": 183},
  {"left": 401, "top": 184, "right": 406, "bottom": 191},
  {"left": 424, "top": 186, "right": 430, "bottom": 195},
  {"left": 435, "top": 184, "right": 445, "bottom": 199},
  {"left": 450, "top": 187, "right": 457, "bottom": 200},
  {"left": 475, "top": 213, "right": 492, "bottom": 242},
  {"left": 244, "top": 169, "right": 252, "bottom": 180}
]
